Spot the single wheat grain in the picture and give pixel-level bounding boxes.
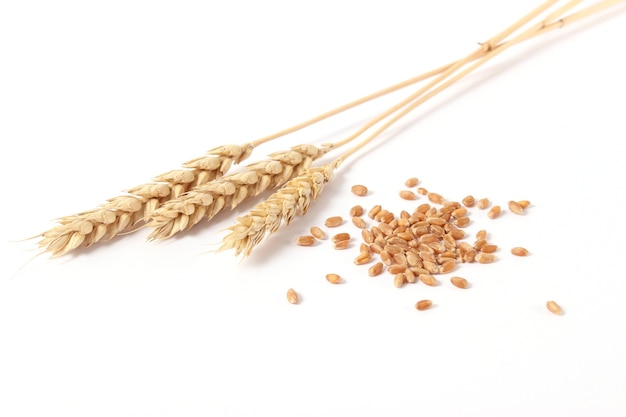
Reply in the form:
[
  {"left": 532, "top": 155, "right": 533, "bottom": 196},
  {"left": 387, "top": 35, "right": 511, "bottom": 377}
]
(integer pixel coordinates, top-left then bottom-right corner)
[
  {"left": 450, "top": 276, "right": 469, "bottom": 289},
  {"left": 287, "top": 288, "right": 299, "bottom": 304},
  {"left": 326, "top": 273, "right": 342, "bottom": 284},
  {"left": 511, "top": 247, "right": 529, "bottom": 256},
  {"left": 310, "top": 226, "right": 326, "bottom": 240},
  {"left": 546, "top": 300, "right": 562, "bottom": 315},
  {"left": 405, "top": 177, "right": 419, "bottom": 187},
  {"left": 296, "top": 235, "right": 316, "bottom": 246},
  {"left": 415, "top": 300, "right": 432, "bottom": 311},
  {"left": 351, "top": 185, "right": 368, "bottom": 196}
]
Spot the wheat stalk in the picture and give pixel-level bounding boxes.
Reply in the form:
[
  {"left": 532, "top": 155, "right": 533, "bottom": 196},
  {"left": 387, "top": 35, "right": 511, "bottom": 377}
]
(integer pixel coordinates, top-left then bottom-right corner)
[
  {"left": 146, "top": 144, "right": 332, "bottom": 240},
  {"left": 219, "top": 162, "right": 338, "bottom": 256},
  {"left": 37, "top": 143, "right": 253, "bottom": 257}
]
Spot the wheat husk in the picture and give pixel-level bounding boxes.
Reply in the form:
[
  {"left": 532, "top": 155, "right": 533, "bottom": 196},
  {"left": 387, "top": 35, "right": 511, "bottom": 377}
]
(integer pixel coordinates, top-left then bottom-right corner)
[
  {"left": 37, "top": 144, "right": 253, "bottom": 257},
  {"left": 147, "top": 144, "right": 330, "bottom": 240},
  {"left": 219, "top": 162, "right": 337, "bottom": 257}
]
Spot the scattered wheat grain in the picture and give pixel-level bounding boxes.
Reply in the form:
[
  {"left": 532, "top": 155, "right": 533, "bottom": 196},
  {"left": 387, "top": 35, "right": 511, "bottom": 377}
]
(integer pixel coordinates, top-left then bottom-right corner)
[
  {"left": 326, "top": 273, "right": 342, "bottom": 284},
  {"left": 477, "top": 198, "right": 489, "bottom": 209},
  {"left": 462, "top": 195, "right": 475, "bottom": 207},
  {"left": 419, "top": 274, "right": 437, "bottom": 286},
  {"left": 393, "top": 273, "right": 406, "bottom": 288},
  {"left": 518, "top": 200, "right": 531, "bottom": 208},
  {"left": 508, "top": 200, "right": 524, "bottom": 215},
  {"left": 368, "top": 205, "right": 382, "bottom": 219},
  {"left": 325, "top": 216, "right": 343, "bottom": 227},
  {"left": 481, "top": 244, "right": 498, "bottom": 253},
  {"left": 487, "top": 205, "right": 501, "bottom": 219},
  {"left": 333, "top": 240, "right": 350, "bottom": 250},
  {"left": 368, "top": 262, "right": 384, "bottom": 277},
  {"left": 296, "top": 235, "right": 316, "bottom": 246},
  {"left": 511, "top": 247, "right": 529, "bottom": 256},
  {"left": 310, "top": 226, "right": 326, "bottom": 240},
  {"left": 349, "top": 205, "right": 364, "bottom": 217},
  {"left": 417, "top": 187, "right": 428, "bottom": 195},
  {"left": 351, "top": 184, "right": 368, "bottom": 196},
  {"left": 405, "top": 177, "right": 419, "bottom": 187},
  {"left": 450, "top": 276, "right": 469, "bottom": 289},
  {"left": 400, "top": 190, "right": 418, "bottom": 200},
  {"left": 428, "top": 192, "right": 444, "bottom": 204},
  {"left": 475, "top": 253, "right": 496, "bottom": 264},
  {"left": 546, "top": 300, "right": 562, "bottom": 315},
  {"left": 287, "top": 288, "right": 299, "bottom": 304},
  {"left": 352, "top": 216, "right": 366, "bottom": 229},
  {"left": 415, "top": 300, "right": 432, "bottom": 311}
]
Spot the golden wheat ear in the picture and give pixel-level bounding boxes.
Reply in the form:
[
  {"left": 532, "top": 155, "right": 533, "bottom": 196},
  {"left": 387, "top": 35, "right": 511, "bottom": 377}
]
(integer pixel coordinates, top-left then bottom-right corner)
[
  {"left": 38, "top": 143, "right": 253, "bottom": 257},
  {"left": 218, "top": 162, "right": 337, "bottom": 257},
  {"left": 146, "top": 144, "right": 332, "bottom": 240}
]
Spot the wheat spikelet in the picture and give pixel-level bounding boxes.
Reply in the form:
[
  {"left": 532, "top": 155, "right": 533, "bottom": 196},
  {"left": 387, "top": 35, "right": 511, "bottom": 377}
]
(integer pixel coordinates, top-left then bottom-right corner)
[
  {"left": 219, "top": 162, "right": 337, "bottom": 257},
  {"left": 37, "top": 143, "right": 253, "bottom": 257},
  {"left": 147, "top": 144, "right": 331, "bottom": 240}
]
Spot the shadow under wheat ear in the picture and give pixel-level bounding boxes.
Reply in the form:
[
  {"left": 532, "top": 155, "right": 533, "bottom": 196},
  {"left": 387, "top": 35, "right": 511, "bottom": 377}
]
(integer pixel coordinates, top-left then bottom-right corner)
[
  {"left": 38, "top": 143, "right": 253, "bottom": 257},
  {"left": 218, "top": 161, "right": 337, "bottom": 257},
  {"left": 146, "top": 144, "right": 331, "bottom": 240}
]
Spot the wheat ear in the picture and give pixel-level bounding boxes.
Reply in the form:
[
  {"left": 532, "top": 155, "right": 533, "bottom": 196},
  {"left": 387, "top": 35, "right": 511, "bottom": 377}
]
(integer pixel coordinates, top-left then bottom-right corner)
[
  {"left": 219, "top": 161, "right": 338, "bottom": 257},
  {"left": 146, "top": 144, "right": 331, "bottom": 240},
  {"left": 38, "top": 143, "right": 253, "bottom": 257}
]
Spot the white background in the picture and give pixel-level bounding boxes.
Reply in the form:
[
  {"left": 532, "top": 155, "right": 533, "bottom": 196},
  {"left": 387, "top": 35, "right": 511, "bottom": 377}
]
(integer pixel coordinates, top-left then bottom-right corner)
[{"left": 1, "top": 1, "right": 626, "bottom": 416}]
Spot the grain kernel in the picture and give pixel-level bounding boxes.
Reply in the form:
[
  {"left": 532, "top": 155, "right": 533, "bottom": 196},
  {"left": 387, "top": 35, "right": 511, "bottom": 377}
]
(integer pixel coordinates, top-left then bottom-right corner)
[
  {"left": 388, "top": 264, "right": 406, "bottom": 274},
  {"left": 332, "top": 232, "right": 350, "bottom": 243},
  {"left": 310, "top": 226, "right": 326, "bottom": 240},
  {"left": 349, "top": 205, "right": 364, "bottom": 217},
  {"left": 295, "top": 235, "right": 315, "bottom": 246},
  {"left": 481, "top": 244, "right": 498, "bottom": 253},
  {"left": 511, "top": 247, "right": 529, "bottom": 256},
  {"left": 439, "top": 260, "right": 456, "bottom": 274},
  {"left": 415, "top": 300, "right": 432, "bottom": 311},
  {"left": 326, "top": 273, "right": 342, "bottom": 284},
  {"left": 368, "top": 205, "right": 382, "bottom": 219},
  {"left": 405, "top": 177, "right": 419, "bottom": 187},
  {"left": 399, "top": 190, "right": 418, "bottom": 201},
  {"left": 546, "top": 300, "right": 563, "bottom": 315},
  {"left": 333, "top": 240, "right": 350, "bottom": 250},
  {"left": 427, "top": 192, "right": 444, "bottom": 204},
  {"left": 454, "top": 217, "right": 470, "bottom": 228},
  {"left": 362, "top": 229, "right": 374, "bottom": 244},
  {"left": 368, "top": 262, "right": 384, "bottom": 277},
  {"left": 517, "top": 200, "right": 531, "bottom": 208},
  {"left": 405, "top": 269, "right": 417, "bottom": 283},
  {"left": 417, "top": 187, "right": 428, "bottom": 195},
  {"left": 451, "top": 207, "right": 467, "bottom": 218},
  {"left": 487, "top": 205, "right": 501, "bottom": 219},
  {"left": 419, "top": 274, "right": 437, "bottom": 286},
  {"left": 508, "top": 200, "right": 524, "bottom": 215},
  {"left": 475, "top": 253, "right": 496, "bottom": 264},
  {"left": 462, "top": 195, "right": 475, "bottom": 207},
  {"left": 325, "top": 216, "right": 343, "bottom": 227},
  {"left": 351, "top": 184, "right": 368, "bottom": 196},
  {"left": 450, "top": 276, "right": 469, "bottom": 289},
  {"left": 352, "top": 216, "right": 366, "bottom": 229},
  {"left": 476, "top": 229, "right": 487, "bottom": 239},
  {"left": 476, "top": 198, "right": 489, "bottom": 209},
  {"left": 354, "top": 253, "right": 371, "bottom": 265},
  {"left": 393, "top": 273, "right": 405, "bottom": 288},
  {"left": 287, "top": 288, "right": 299, "bottom": 304}
]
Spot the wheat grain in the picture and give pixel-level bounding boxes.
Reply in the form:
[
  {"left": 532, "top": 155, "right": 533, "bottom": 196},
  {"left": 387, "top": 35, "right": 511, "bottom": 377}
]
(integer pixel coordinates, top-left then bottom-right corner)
[
  {"left": 38, "top": 144, "right": 254, "bottom": 256},
  {"left": 296, "top": 235, "right": 316, "bottom": 246},
  {"left": 287, "top": 288, "right": 299, "bottom": 304},
  {"left": 400, "top": 190, "right": 418, "bottom": 200},
  {"left": 219, "top": 163, "right": 336, "bottom": 257},
  {"left": 415, "top": 300, "right": 432, "bottom": 311},
  {"left": 310, "top": 226, "right": 326, "bottom": 240},
  {"left": 477, "top": 198, "right": 490, "bottom": 209},
  {"left": 428, "top": 192, "right": 444, "bottom": 204},
  {"left": 332, "top": 233, "right": 351, "bottom": 243},
  {"left": 368, "top": 262, "right": 384, "bottom": 277},
  {"left": 393, "top": 273, "right": 406, "bottom": 288},
  {"left": 462, "top": 195, "right": 475, "bottom": 207},
  {"left": 507, "top": 200, "right": 525, "bottom": 215},
  {"left": 325, "top": 216, "right": 344, "bottom": 227},
  {"left": 352, "top": 216, "right": 366, "bottom": 229},
  {"left": 349, "top": 205, "right": 364, "bottom": 217},
  {"left": 511, "top": 247, "right": 529, "bottom": 256},
  {"left": 487, "top": 205, "right": 501, "bottom": 219},
  {"left": 326, "top": 273, "right": 342, "bottom": 284},
  {"left": 450, "top": 276, "right": 469, "bottom": 289},
  {"left": 546, "top": 300, "right": 562, "bottom": 315},
  {"left": 405, "top": 177, "right": 419, "bottom": 187},
  {"left": 351, "top": 185, "right": 368, "bottom": 196}
]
